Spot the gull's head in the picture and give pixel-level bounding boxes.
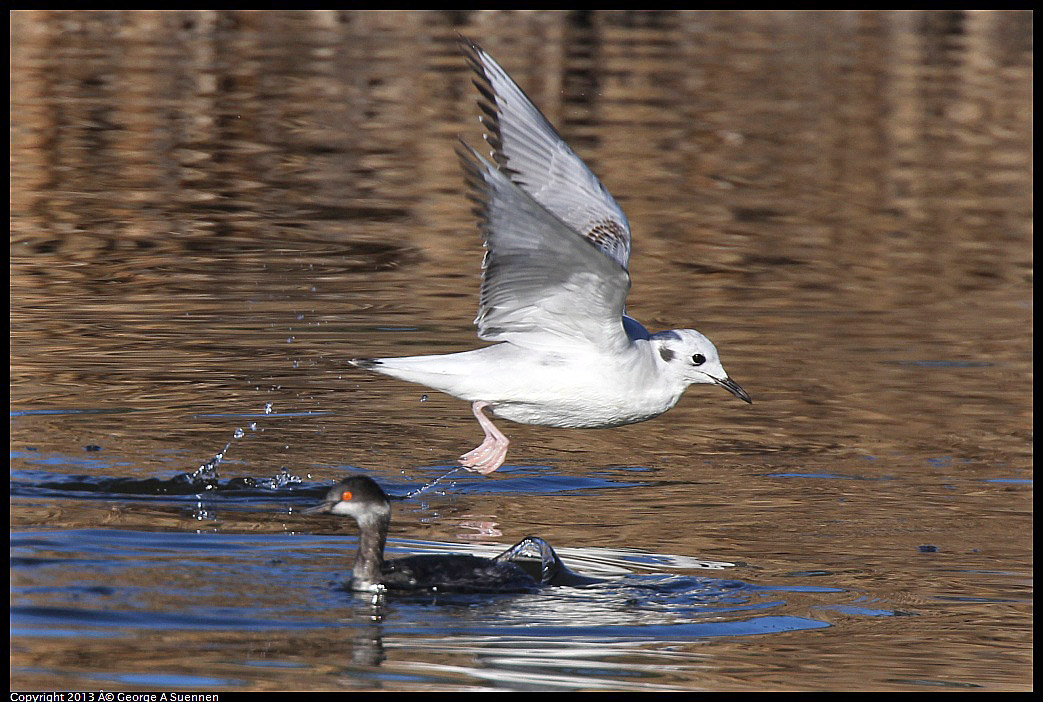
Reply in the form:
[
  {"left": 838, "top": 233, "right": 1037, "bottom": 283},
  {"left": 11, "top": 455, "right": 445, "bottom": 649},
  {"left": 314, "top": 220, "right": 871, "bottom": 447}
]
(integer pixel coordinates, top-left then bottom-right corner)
[{"left": 650, "top": 329, "right": 751, "bottom": 404}]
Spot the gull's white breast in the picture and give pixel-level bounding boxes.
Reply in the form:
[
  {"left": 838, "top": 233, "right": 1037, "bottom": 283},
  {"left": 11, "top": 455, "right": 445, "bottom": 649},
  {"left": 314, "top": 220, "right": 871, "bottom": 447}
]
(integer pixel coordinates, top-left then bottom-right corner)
[{"left": 368, "top": 341, "right": 685, "bottom": 429}]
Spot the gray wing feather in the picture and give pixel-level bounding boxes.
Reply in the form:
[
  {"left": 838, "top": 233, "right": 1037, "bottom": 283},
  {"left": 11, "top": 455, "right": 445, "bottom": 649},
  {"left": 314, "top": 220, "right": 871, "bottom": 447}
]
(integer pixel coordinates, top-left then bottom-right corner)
[
  {"left": 458, "top": 142, "right": 631, "bottom": 352},
  {"left": 462, "top": 38, "right": 633, "bottom": 271}
]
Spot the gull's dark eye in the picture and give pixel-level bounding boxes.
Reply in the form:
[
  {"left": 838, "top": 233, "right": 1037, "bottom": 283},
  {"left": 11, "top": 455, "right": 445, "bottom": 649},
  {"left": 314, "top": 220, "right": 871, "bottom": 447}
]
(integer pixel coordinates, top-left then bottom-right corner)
[{"left": 691, "top": 354, "right": 706, "bottom": 366}]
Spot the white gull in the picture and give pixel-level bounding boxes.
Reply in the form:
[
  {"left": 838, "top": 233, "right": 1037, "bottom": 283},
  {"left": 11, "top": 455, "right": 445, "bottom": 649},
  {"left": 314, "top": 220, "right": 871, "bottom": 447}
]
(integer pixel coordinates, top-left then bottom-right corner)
[{"left": 350, "top": 39, "right": 751, "bottom": 475}]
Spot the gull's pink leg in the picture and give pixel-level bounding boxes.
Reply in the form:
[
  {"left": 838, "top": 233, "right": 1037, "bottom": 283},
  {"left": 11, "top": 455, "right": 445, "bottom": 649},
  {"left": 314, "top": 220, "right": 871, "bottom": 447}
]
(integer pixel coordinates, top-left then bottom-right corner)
[{"left": 459, "top": 401, "right": 509, "bottom": 475}]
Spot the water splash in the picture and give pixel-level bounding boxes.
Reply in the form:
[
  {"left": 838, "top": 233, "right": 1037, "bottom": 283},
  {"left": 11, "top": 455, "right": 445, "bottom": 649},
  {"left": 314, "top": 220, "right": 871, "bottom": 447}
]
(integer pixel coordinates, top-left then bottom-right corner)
[
  {"left": 184, "top": 405, "right": 294, "bottom": 492},
  {"left": 188, "top": 438, "right": 234, "bottom": 490},
  {"left": 262, "top": 468, "right": 303, "bottom": 490},
  {"left": 401, "top": 466, "right": 464, "bottom": 499}
]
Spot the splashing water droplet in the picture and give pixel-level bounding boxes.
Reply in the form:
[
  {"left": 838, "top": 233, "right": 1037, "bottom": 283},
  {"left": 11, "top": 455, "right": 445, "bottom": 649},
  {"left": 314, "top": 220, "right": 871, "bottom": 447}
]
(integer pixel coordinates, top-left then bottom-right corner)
[
  {"left": 233, "top": 427, "right": 244, "bottom": 439},
  {"left": 420, "top": 394, "right": 428, "bottom": 402},
  {"left": 403, "top": 466, "right": 463, "bottom": 499},
  {"left": 264, "top": 403, "right": 274, "bottom": 415},
  {"left": 265, "top": 468, "right": 304, "bottom": 490}
]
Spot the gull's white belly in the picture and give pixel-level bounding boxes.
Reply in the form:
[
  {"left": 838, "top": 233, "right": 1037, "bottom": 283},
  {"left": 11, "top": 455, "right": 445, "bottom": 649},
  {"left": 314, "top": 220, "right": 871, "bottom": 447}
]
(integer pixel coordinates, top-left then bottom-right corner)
[
  {"left": 367, "top": 343, "right": 684, "bottom": 429},
  {"left": 481, "top": 367, "right": 676, "bottom": 428},
  {"left": 489, "top": 396, "right": 669, "bottom": 428}
]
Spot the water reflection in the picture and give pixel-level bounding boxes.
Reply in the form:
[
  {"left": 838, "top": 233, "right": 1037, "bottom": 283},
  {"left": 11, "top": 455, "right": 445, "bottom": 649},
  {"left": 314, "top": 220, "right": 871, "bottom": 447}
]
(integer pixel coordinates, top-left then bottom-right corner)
[
  {"left": 10, "top": 523, "right": 847, "bottom": 691},
  {"left": 11, "top": 451, "right": 852, "bottom": 691}
]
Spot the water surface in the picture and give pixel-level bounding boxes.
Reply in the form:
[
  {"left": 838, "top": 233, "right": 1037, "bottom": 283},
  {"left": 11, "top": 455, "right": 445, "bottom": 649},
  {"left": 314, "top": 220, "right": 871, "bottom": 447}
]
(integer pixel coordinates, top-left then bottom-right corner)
[{"left": 10, "top": 9, "right": 1032, "bottom": 692}]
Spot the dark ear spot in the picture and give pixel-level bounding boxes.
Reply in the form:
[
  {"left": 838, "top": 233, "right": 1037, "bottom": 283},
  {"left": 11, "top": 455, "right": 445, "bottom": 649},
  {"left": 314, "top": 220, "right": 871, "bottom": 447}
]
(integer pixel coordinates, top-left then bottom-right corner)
[{"left": 659, "top": 346, "right": 675, "bottom": 362}]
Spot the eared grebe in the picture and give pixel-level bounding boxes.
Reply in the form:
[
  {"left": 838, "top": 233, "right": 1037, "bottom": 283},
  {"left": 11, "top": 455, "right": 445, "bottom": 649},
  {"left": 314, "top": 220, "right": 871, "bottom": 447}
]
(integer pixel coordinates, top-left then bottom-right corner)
[{"left": 304, "top": 475, "right": 596, "bottom": 593}]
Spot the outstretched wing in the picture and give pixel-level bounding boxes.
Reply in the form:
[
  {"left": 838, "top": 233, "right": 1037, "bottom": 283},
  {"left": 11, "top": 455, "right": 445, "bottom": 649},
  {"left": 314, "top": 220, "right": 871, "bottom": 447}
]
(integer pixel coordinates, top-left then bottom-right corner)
[
  {"left": 462, "top": 38, "right": 633, "bottom": 271},
  {"left": 458, "top": 142, "right": 631, "bottom": 353},
  {"left": 494, "top": 536, "right": 602, "bottom": 587}
]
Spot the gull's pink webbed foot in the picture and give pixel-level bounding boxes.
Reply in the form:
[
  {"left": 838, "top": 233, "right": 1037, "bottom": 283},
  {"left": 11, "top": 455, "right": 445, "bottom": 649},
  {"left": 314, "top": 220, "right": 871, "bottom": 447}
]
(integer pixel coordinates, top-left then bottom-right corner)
[{"left": 459, "top": 401, "right": 509, "bottom": 475}]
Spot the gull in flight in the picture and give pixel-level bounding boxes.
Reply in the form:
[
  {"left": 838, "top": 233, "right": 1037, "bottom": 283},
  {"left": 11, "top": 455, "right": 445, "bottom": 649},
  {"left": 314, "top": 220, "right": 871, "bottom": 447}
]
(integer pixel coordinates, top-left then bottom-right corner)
[{"left": 350, "top": 39, "right": 751, "bottom": 475}]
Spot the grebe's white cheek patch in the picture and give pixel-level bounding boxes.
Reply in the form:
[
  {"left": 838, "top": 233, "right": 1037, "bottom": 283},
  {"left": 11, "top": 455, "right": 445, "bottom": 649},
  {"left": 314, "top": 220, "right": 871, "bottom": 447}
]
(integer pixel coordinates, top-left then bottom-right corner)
[{"left": 330, "top": 502, "right": 357, "bottom": 516}]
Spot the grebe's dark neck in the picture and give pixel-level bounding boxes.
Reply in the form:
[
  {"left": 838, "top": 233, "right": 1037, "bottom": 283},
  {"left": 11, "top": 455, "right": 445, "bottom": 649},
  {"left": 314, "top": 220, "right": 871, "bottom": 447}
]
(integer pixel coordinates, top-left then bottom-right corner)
[{"left": 352, "top": 510, "right": 390, "bottom": 590}]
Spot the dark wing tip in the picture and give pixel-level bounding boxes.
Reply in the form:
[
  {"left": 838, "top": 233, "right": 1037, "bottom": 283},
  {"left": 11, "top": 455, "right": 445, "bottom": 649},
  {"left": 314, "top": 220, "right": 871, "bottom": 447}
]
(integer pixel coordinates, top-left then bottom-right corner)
[
  {"left": 456, "top": 34, "right": 483, "bottom": 57},
  {"left": 349, "top": 358, "right": 381, "bottom": 369}
]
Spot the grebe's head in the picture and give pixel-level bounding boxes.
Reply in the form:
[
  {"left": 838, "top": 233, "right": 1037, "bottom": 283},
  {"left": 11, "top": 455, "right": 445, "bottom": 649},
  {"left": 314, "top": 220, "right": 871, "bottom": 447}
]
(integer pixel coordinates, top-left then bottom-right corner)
[{"left": 304, "top": 475, "right": 391, "bottom": 524}]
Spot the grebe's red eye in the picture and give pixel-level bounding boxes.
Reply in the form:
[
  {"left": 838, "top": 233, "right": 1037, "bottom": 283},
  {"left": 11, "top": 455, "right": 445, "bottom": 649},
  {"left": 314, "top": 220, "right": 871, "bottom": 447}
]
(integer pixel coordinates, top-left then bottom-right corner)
[{"left": 341, "top": 490, "right": 353, "bottom": 501}]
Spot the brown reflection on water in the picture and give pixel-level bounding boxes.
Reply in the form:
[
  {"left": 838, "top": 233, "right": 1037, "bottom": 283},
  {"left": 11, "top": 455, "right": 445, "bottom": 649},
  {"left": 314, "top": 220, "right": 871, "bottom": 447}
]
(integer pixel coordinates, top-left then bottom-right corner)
[{"left": 10, "top": 10, "right": 1032, "bottom": 692}]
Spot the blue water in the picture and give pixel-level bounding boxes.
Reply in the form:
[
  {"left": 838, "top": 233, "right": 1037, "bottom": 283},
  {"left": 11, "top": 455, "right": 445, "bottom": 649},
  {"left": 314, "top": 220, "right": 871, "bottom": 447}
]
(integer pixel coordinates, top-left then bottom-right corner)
[{"left": 11, "top": 451, "right": 873, "bottom": 691}]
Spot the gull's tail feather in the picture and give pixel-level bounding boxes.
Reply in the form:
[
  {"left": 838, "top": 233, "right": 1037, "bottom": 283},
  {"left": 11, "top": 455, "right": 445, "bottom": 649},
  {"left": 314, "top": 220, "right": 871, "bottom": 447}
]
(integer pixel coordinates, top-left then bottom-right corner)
[{"left": 346, "top": 352, "right": 494, "bottom": 403}]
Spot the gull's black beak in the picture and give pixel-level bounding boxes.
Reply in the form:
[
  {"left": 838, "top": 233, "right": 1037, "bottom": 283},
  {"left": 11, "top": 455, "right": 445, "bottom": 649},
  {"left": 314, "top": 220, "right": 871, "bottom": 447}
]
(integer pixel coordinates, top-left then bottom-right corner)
[{"left": 715, "top": 376, "right": 752, "bottom": 404}]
